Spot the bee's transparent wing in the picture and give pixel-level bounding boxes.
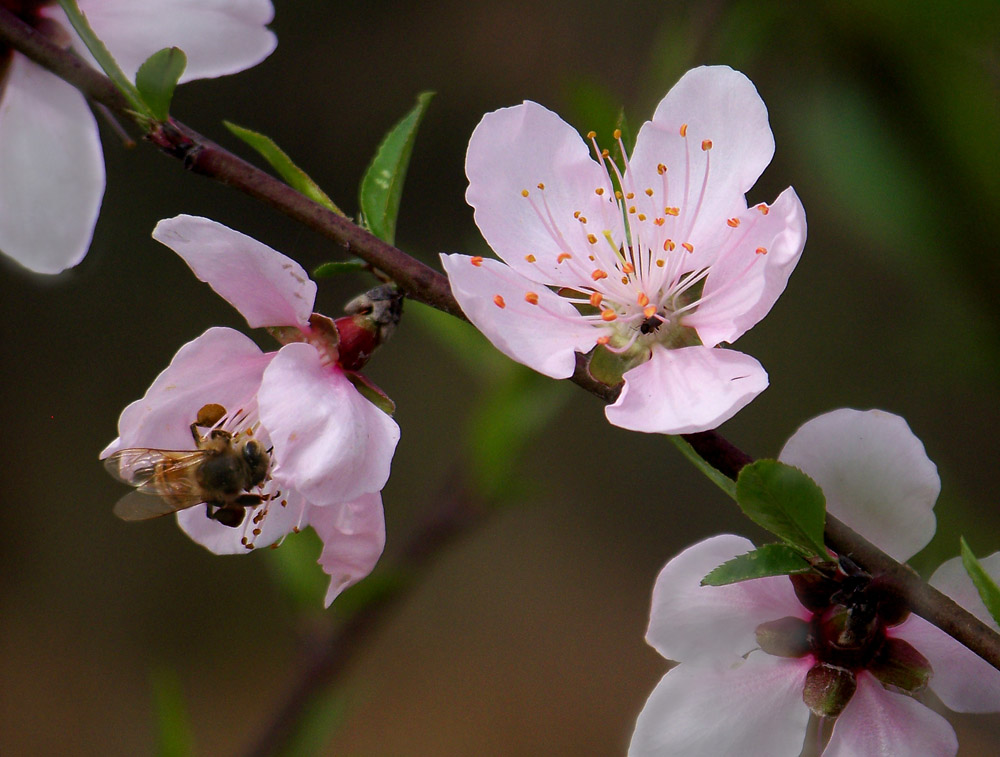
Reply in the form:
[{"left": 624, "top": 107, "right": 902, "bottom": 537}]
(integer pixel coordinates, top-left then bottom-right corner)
[
  {"left": 103, "top": 448, "right": 204, "bottom": 493},
  {"left": 111, "top": 489, "right": 206, "bottom": 521},
  {"left": 104, "top": 448, "right": 208, "bottom": 521}
]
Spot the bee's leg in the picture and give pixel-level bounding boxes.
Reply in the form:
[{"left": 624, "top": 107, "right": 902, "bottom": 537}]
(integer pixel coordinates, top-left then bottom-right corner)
[{"left": 210, "top": 506, "right": 246, "bottom": 528}]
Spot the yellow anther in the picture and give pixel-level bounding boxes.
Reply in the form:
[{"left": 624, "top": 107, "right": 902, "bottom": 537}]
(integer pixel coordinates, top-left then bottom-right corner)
[
  {"left": 470, "top": 256, "right": 483, "bottom": 266},
  {"left": 557, "top": 252, "right": 572, "bottom": 263},
  {"left": 679, "top": 123, "right": 688, "bottom": 137},
  {"left": 587, "top": 233, "right": 598, "bottom": 244},
  {"left": 637, "top": 214, "right": 646, "bottom": 221},
  {"left": 521, "top": 189, "right": 529, "bottom": 197},
  {"left": 645, "top": 188, "right": 654, "bottom": 196},
  {"left": 590, "top": 292, "right": 603, "bottom": 307},
  {"left": 595, "top": 187, "right": 605, "bottom": 195},
  {"left": 665, "top": 207, "right": 679, "bottom": 216},
  {"left": 587, "top": 130, "right": 597, "bottom": 139},
  {"left": 601, "top": 309, "right": 618, "bottom": 322},
  {"left": 657, "top": 163, "right": 667, "bottom": 175},
  {"left": 578, "top": 216, "right": 588, "bottom": 224},
  {"left": 628, "top": 206, "right": 637, "bottom": 214},
  {"left": 574, "top": 210, "right": 581, "bottom": 218},
  {"left": 682, "top": 242, "right": 694, "bottom": 253},
  {"left": 654, "top": 217, "right": 665, "bottom": 226},
  {"left": 615, "top": 190, "right": 623, "bottom": 199},
  {"left": 656, "top": 259, "right": 665, "bottom": 267},
  {"left": 727, "top": 218, "right": 740, "bottom": 228},
  {"left": 613, "top": 128, "right": 622, "bottom": 140},
  {"left": 664, "top": 239, "right": 676, "bottom": 251},
  {"left": 622, "top": 263, "right": 635, "bottom": 274},
  {"left": 537, "top": 182, "right": 545, "bottom": 190},
  {"left": 493, "top": 294, "right": 506, "bottom": 308},
  {"left": 756, "top": 246, "right": 768, "bottom": 255},
  {"left": 626, "top": 192, "right": 635, "bottom": 200},
  {"left": 756, "top": 203, "right": 770, "bottom": 215},
  {"left": 701, "top": 139, "right": 713, "bottom": 151},
  {"left": 637, "top": 292, "right": 649, "bottom": 307},
  {"left": 596, "top": 335, "right": 610, "bottom": 345},
  {"left": 592, "top": 269, "right": 609, "bottom": 281},
  {"left": 525, "top": 292, "right": 539, "bottom": 305},
  {"left": 601, "top": 148, "right": 610, "bottom": 158},
  {"left": 525, "top": 254, "right": 536, "bottom": 263},
  {"left": 643, "top": 304, "right": 657, "bottom": 319}
]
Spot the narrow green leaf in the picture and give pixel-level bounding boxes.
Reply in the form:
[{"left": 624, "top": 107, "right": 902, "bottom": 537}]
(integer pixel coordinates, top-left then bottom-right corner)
[
  {"left": 151, "top": 667, "right": 194, "bottom": 757},
  {"left": 960, "top": 537, "right": 1000, "bottom": 627},
  {"left": 313, "top": 260, "right": 368, "bottom": 278},
  {"left": 267, "top": 528, "right": 327, "bottom": 610},
  {"left": 610, "top": 108, "right": 634, "bottom": 172},
  {"left": 224, "top": 121, "right": 344, "bottom": 215},
  {"left": 702, "top": 544, "right": 813, "bottom": 586},
  {"left": 135, "top": 48, "right": 186, "bottom": 121},
  {"left": 468, "top": 367, "right": 572, "bottom": 500},
  {"left": 359, "top": 92, "right": 435, "bottom": 244},
  {"left": 736, "top": 460, "right": 828, "bottom": 557},
  {"left": 57, "top": 0, "right": 150, "bottom": 116},
  {"left": 668, "top": 435, "right": 737, "bottom": 500}
]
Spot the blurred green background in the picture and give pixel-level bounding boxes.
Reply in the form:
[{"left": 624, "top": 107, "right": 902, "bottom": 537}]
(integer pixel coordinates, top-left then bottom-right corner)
[{"left": 3, "top": 0, "right": 1000, "bottom": 754}]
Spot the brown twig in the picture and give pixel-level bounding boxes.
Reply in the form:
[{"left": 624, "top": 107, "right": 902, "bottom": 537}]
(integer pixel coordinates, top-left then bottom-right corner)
[{"left": 3, "top": 6, "right": 998, "bottom": 674}]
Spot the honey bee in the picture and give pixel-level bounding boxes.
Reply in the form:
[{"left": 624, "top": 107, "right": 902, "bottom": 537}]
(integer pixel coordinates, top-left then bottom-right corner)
[{"left": 104, "top": 404, "right": 272, "bottom": 528}]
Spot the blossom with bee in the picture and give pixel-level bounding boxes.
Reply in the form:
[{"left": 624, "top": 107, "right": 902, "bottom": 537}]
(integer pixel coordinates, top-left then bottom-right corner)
[
  {"left": 102, "top": 215, "right": 399, "bottom": 605},
  {"left": 629, "top": 410, "right": 1000, "bottom": 756},
  {"left": 0, "top": 0, "right": 276, "bottom": 274},
  {"left": 441, "top": 66, "right": 806, "bottom": 434}
]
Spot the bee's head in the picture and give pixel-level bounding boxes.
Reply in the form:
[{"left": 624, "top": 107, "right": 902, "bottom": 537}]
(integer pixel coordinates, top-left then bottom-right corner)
[{"left": 241, "top": 439, "right": 270, "bottom": 488}]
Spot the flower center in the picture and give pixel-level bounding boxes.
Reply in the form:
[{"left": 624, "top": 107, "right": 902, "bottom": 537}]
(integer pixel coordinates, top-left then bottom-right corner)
[{"left": 508, "top": 125, "right": 771, "bottom": 365}]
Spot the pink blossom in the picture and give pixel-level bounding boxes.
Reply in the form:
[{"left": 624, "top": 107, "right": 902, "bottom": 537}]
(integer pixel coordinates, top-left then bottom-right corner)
[
  {"left": 0, "top": 0, "right": 276, "bottom": 274},
  {"left": 103, "top": 215, "right": 399, "bottom": 605},
  {"left": 630, "top": 409, "right": 1000, "bottom": 755},
  {"left": 442, "top": 66, "right": 806, "bottom": 434}
]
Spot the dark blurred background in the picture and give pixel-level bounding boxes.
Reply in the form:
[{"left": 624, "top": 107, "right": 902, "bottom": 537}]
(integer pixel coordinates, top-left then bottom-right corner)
[{"left": 3, "top": 0, "right": 1000, "bottom": 754}]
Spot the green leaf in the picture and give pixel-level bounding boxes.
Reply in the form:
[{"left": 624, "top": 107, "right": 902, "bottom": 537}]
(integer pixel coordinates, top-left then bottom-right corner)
[
  {"left": 57, "top": 0, "right": 150, "bottom": 116},
  {"left": 702, "top": 543, "right": 814, "bottom": 586},
  {"left": 266, "top": 528, "right": 327, "bottom": 610},
  {"left": 468, "top": 367, "right": 572, "bottom": 500},
  {"left": 736, "top": 460, "right": 828, "bottom": 557},
  {"left": 359, "top": 92, "right": 434, "bottom": 244},
  {"left": 151, "top": 667, "right": 194, "bottom": 757},
  {"left": 668, "top": 435, "right": 736, "bottom": 500},
  {"left": 135, "top": 48, "right": 186, "bottom": 121},
  {"left": 313, "top": 260, "right": 369, "bottom": 278},
  {"left": 224, "top": 121, "right": 344, "bottom": 215},
  {"left": 960, "top": 537, "right": 1000, "bottom": 627}
]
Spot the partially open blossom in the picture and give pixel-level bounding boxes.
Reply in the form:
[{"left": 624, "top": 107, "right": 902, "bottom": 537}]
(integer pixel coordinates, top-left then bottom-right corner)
[
  {"left": 102, "top": 215, "right": 399, "bottom": 605},
  {"left": 442, "top": 66, "right": 806, "bottom": 434},
  {"left": 630, "top": 409, "right": 1000, "bottom": 756},
  {"left": 0, "top": 0, "right": 276, "bottom": 274}
]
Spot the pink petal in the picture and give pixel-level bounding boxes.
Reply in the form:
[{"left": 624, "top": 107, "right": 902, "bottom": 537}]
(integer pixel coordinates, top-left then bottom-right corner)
[
  {"left": 684, "top": 187, "right": 807, "bottom": 347},
  {"left": 258, "top": 343, "right": 400, "bottom": 505},
  {"left": 778, "top": 409, "right": 939, "bottom": 562},
  {"left": 177, "top": 486, "right": 309, "bottom": 555},
  {"left": 101, "top": 327, "right": 273, "bottom": 456},
  {"left": 824, "top": 672, "right": 957, "bottom": 757},
  {"left": 441, "top": 253, "right": 598, "bottom": 378},
  {"left": 645, "top": 535, "right": 808, "bottom": 664},
  {"left": 465, "top": 101, "right": 624, "bottom": 287},
  {"left": 0, "top": 55, "right": 104, "bottom": 274},
  {"left": 892, "top": 553, "right": 1000, "bottom": 713},
  {"left": 47, "top": 0, "right": 276, "bottom": 82},
  {"left": 153, "top": 215, "right": 315, "bottom": 329},
  {"left": 629, "top": 654, "right": 811, "bottom": 756},
  {"left": 627, "top": 66, "right": 775, "bottom": 251},
  {"left": 311, "top": 492, "right": 386, "bottom": 607},
  {"left": 606, "top": 346, "right": 768, "bottom": 434}
]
